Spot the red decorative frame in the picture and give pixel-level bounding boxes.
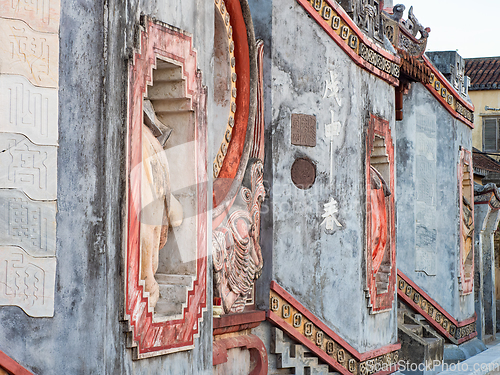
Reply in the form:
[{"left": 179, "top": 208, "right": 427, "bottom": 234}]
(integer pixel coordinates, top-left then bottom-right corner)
[
  {"left": 213, "top": 334, "right": 268, "bottom": 375},
  {"left": 125, "top": 19, "right": 207, "bottom": 359},
  {"left": 269, "top": 282, "right": 400, "bottom": 375},
  {"left": 397, "top": 270, "right": 477, "bottom": 345},
  {"left": 0, "top": 351, "right": 33, "bottom": 375},
  {"left": 213, "top": 0, "right": 257, "bottom": 212},
  {"left": 365, "top": 114, "right": 396, "bottom": 313},
  {"left": 458, "top": 148, "right": 474, "bottom": 295}
]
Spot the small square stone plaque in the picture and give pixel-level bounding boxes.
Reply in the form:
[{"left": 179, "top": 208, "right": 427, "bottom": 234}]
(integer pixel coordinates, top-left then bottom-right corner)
[{"left": 291, "top": 113, "right": 316, "bottom": 147}]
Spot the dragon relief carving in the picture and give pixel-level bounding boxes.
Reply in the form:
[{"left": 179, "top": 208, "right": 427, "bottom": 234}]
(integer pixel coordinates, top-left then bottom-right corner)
[
  {"left": 213, "top": 160, "right": 265, "bottom": 313},
  {"left": 382, "top": 4, "right": 430, "bottom": 58}
]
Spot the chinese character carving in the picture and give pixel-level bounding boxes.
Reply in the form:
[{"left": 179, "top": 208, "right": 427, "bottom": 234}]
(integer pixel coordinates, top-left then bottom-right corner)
[
  {"left": 321, "top": 197, "right": 342, "bottom": 231},
  {"left": 0, "top": 246, "right": 56, "bottom": 317},
  {"left": 0, "top": 75, "right": 59, "bottom": 145},
  {"left": 0, "top": 190, "right": 57, "bottom": 256},
  {"left": 324, "top": 71, "right": 342, "bottom": 106},
  {"left": 0, "top": 18, "right": 59, "bottom": 87},
  {"left": 0, "top": 133, "right": 57, "bottom": 200},
  {"left": 1, "top": 0, "right": 60, "bottom": 33}
]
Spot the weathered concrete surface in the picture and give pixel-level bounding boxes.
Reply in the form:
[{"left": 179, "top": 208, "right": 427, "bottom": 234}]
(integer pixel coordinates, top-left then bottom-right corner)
[
  {"left": 398, "top": 309, "right": 444, "bottom": 374},
  {"left": 443, "top": 338, "right": 486, "bottom": 366},
  {"left": 396, "top": 81, "right": 474, "bottom": 322},
  {"left": 250, "top": 0, "right": 397, "bottom": 352},
  {"left": 437, "top": 339, "right": 497, "bottom": 374},
  {"left": 0, "top": 0, "right": 213, "bottom": 373}
]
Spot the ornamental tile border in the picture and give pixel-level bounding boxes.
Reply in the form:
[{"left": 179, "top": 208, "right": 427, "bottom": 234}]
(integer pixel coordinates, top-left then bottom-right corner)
[
  {"left": 397, "top": 270, "right": 477, "bottom": 345},
  {"left": 269, "top": 281, "right": 400, "bottom": 375}
]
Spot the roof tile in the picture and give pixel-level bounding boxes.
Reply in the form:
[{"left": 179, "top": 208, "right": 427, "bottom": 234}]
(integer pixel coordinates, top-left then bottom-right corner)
[{"left": 466, "top": 57, "right": 500, "bottom": 90}]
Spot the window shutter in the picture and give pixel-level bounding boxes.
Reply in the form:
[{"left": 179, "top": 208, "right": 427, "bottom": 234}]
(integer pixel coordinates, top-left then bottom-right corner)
[{"left": 484, "top": 118, "right": 498, "bottom": 151}]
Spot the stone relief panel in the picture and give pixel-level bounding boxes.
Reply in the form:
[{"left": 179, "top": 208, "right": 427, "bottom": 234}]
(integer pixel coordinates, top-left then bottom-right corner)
[
  {"left": 0, "top": 0, "right": 60, "bottom": 33},
  {"left": 415, "top": 112, "right": 437, "bottom": 276},
  {"left": 125, "top": 18, "right": 207, "bottom": 358},
  {"left": 0, "top": 18, "right": 59, "bottom": 88},
  {"left": 365, "top": 114, "right": 395, "bottom": 313},
  {"left": 0, "top": 190, "right": 57, "bottom": 257},
  {"left": 0, "top": 133, "right": 58, "bottom": 201},
  {"left": 337, "top": 0, "right": 384, "bottom": 42},
  {"left": 0, "top": 0, "right": 59, "bottom": 321},
  {"left": 0, "top": 246, "right": 56, "bottom": 317},
  {"left": 0, "top": 75, "right": 59, "bottom": 145},
  {"left": 212, "top": 1, "right": 262, "bottom": 316},
  {"left": 459, "top": 148, "right": 473, "bottom": 295},
  {"left": 213, "top": 160, "right": 265, "bottom": 313}
]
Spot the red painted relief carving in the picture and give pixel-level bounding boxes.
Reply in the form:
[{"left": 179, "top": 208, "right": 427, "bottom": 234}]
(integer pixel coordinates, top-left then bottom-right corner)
[
  {"left": 366, "top": 114, "right": 395, "bottom": 313},
  {"left": 212, "top": 1, "right": 264, "bottom": 315},
  {"left": 459, "top": 149, "right": 473, "bottom": 295},
  {"left": 125, "top": 18, "right": 207, "bottom": 358},
  {"left": 213, "top": 160, "right": 265, "bottom": 313},
  {"left": 213, "top": 334, "right": 268, "bottom": 375}
]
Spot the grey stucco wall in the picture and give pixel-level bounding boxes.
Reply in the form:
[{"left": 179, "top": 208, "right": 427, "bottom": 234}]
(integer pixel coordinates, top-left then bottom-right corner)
[
  {"left": 0, "top": 0, "right": 213, "bottom": 374},
  {"left": 396, "top": 82, "right": 474, "bottom": 322},
  {"left": 250, "top": 0, "right": 397, "bottom": 353}
]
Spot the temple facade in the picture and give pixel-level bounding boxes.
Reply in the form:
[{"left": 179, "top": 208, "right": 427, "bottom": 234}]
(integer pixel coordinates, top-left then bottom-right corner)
[{"left": 0, "top": 0, "right": 493, "bottom": 374}]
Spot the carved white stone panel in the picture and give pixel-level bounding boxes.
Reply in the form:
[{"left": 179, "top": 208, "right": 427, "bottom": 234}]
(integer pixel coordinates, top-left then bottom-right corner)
[
  {"left": 0, "top": 189, "right": 56, "bottom": 256},
  {"left": 0, "top": 133, "right": 57, "bottom": 200},
  {"left": 0, "top": 0, "right": 60, "bottom": 33},
  {"left": 0, "top": 74, "right": 58, "bottom": 145},
  {"left": 0, "top": 246, "right": 56, "bottom": 317},
  {"left": 0, "top": 18, "right": 59, "bottom": 88}
]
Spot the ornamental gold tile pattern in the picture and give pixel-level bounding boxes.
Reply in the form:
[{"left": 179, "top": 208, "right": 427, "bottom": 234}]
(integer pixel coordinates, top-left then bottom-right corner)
[
  {"left": 0, "top": 1, "right": 59, "bottom": 318},
  {"left": 270, "top": 290, "right": 399, "bottom": 375},
  {"left": 213, "top": 0, "right": 238, "bottom": 178},
  {"left": 298, "top": 0, "right": 400, "bottom": 80},
  {"left": 397, "top": 275, "right": 476, "bottom": 343},
  {"left": 427, "top": 71, "right": 474, "bottom": 124}
]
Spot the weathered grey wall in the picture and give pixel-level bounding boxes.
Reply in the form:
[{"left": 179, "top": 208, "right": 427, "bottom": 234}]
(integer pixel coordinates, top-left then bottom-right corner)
[
  {"left": 249, "top": 0, "right": 274, "bottom": 313},
  {"left": 396, "top": 82, "right": 474, "bottom": 322},
  {"left": 250, "top": 0, "right": 397, "bottom": 352},
  {"left": 0, "top": 0, "right": 213, "bottom": 374}
]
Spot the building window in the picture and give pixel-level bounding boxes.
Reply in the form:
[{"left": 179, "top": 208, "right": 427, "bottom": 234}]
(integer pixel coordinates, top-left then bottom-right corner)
[{"left": 483, "top": 117, "right": 500, "bottom": 151}]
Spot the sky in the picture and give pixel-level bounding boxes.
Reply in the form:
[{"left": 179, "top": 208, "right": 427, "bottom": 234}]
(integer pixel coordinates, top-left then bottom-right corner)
[{"left": 399, "top": 0, "right": 500, "bottom": 58}]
